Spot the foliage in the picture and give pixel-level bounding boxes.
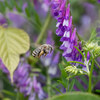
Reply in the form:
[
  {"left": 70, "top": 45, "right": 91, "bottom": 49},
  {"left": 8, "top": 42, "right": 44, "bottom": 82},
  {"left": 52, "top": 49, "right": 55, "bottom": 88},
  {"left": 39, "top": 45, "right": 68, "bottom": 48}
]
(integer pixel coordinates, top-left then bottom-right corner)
[
  {"left": 0, "top": 0, "right": 100, "bottom": 100},
  {"left": 0, "top": 26, "right": 30, "bottom": 82},
  {"left": 65, "top": 66, "right": 86, "bottom": 75},
  {"left": 47, "top": 92, "right": 100, "bottom": 100}
]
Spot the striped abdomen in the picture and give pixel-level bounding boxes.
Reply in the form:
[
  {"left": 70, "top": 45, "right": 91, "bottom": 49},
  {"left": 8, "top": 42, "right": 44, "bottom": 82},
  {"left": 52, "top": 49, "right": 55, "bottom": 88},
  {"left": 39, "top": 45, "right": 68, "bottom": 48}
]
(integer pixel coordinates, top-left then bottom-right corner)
[{"left": 32, "top": 47, "right": 41, "bottom": 57}]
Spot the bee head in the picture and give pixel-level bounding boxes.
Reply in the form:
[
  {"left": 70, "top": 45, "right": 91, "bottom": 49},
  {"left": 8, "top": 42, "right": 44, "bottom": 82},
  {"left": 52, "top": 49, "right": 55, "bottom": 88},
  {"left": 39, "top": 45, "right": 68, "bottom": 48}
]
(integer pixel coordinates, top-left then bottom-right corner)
[
  {"left": 48, "top": 45, "right": 53, "bottom": 53},
  {"left": 43, "top": 44, "right": 53, "bottom": 53}
]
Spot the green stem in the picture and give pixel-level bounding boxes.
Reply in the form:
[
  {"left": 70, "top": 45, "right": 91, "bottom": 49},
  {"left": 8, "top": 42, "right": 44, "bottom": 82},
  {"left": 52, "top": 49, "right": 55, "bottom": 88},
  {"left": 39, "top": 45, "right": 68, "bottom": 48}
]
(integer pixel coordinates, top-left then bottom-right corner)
[
  {"left": 88, "top": 58, "right": 94, "bottom": 93},
  {"left": 66, "top": 79, "right": 69, "bottom": 92},
  {"left": 68, "top": 61, "right": 85, "bottom": 66},
  {"left": 76, "top": 32, "right": 82, "bottom": 41},
  {"left": 47, "top": 73, "right": 51, "bottom": 97},
  {"left": 94, "top": 60, "right": 100, "bottom": 69},
  {"left": 84, "top": 57, "right": 89, "bottom": 74},
  {"left": 16, "top": 92, "right": 19, "bottom": 100},
  {"left": 0, "top": 93, "right": 3, "bottom": 99},
  {"left": 2, "top": 90, "right": 15, "bottom": 96},
  {"left": 36, "top": 13, "right": 52, "bottom": 44}
]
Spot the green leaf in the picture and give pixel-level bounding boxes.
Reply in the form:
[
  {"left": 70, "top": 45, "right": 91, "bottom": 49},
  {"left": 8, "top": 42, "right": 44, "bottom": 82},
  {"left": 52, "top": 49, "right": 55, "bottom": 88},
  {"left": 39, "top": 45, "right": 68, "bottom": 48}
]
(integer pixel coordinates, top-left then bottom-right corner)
[
  {"left": 84, "top": 42, "right": 98, "bottom": 51},
  {"left": 96, "top": 89, "right": 100, "bottom": 93},
  {"left": 2, "top": 90, "right": 15, "bottom": 96},
  {"left": 47, "top": 92, "right": 100, "bottom": 100},
  {"left": 15, "top": 3, "right": 22, "bottom": 12},
  {"left": 74, "top": 46, "right": 84, "bottom": 59},
  {"left": 0, "top": 1, "right": 6, "bottom": 13},
  {"left": 89, "top": 29, "right": 97, "bottom": 42},
  {"left": 59, "top": 64, "right": 68, "bottom": 88},
  {"left": 94, "top": 60, "right": 100, "bottom": 69},
  {"left": 67, "top": 61, "right": 85, "bottom": 66},
  {"left": 32, "top": 9, "right": 42, "bottom": 27},
  {"left": 65, "top": 66, "right": 86, "bottom": 75},
  {"left": 69, "top": 79, "right": 75, "bottom": 92},
  {"left": 18, "top": 92, "right": 28, "bottom": 100},
  {"left": 79, "top": 76, "right": 88, "bottom": 86},
  {"left": 84, "top": 41, "right": 100, "bottom": 58},
  {"left": 75, "top": 79, "right": 85, "bottom": 91},
  {"left": 94, "top": 46, "right": 100, "bottom": 57},
  {"left": 25, "top": 8, "right": 30, "bottom": 17},
  {"left": 51, "top": 86, "right": 62, "bottom": 94},
  {"left": 0, "top": 26, "right": 30, "bottom": 82},
  {"left": 59, "top": 63, "right": 65, "bottom": 70},
  {"left": 59, "top": 64, "right": 68, "bottom": 79},
  {"left": 62, "top": 57, "right": 69, "bottom": 65},
  {"left": 3, "top": 98, "right": 11, "bottom": 100},
  {"left": 4, "top": 0, "right": 12, "bottom": 10},
  {"left": 57, "top": 80, "right": 66, "bottom": 88}
]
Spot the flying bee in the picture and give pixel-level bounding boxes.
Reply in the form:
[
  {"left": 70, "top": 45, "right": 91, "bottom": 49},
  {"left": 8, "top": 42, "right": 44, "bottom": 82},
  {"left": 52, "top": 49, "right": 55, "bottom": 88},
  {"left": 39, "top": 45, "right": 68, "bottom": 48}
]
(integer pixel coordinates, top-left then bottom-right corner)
[{"left": 32, "top": 44, "right": 53, "bottom": 58}]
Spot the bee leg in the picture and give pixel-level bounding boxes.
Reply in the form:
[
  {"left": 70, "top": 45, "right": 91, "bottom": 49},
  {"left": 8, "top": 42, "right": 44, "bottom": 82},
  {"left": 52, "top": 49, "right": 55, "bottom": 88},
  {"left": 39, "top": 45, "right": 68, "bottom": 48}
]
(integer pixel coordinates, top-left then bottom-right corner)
[
  {"left": 50, "top": 49, "right": 52, "bottom": 53},
  {"left": 38, "top": 51, "right": 44, "bottom": 58},
  {"left": 50, "top": 48, "right": 53, "bottom": 53},
  {"left": 45, "top": 52, "right": 48, "bottom": 57}
]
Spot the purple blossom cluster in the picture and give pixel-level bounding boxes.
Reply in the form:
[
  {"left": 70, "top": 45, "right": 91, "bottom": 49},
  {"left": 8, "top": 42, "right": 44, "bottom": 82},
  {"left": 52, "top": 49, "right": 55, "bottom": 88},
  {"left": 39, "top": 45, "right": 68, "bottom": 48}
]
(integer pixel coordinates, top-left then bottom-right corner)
[
  {"left": 51, "top": 0, "right": 82, "bottom": 62},
  {"left": 0, "top": 59, "right": 45, "bottom": 100},
  {"left": 0, "top": 14, "right": 7, "bottom": 25},
  {"left": 14, "top": 63, "right": 45, "bottom": 100},
  {"left": 33, "top": 0, "right": 50, "bottom": 18}
]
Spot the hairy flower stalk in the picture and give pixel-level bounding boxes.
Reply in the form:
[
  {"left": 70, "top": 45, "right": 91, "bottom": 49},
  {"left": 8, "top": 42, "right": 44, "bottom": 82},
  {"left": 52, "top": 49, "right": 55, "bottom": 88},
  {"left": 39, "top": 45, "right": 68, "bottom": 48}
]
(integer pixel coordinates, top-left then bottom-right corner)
[{"left": 51, "top": 0, "right": 82, "bottom": 62}]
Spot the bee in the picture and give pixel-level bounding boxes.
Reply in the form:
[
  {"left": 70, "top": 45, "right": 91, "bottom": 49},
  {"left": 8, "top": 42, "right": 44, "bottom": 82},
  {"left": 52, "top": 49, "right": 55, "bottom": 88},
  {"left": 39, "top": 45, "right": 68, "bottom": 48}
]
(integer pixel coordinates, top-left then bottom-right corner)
[{"left": 32, "top": 44, "right": 53, "bottom": 58}]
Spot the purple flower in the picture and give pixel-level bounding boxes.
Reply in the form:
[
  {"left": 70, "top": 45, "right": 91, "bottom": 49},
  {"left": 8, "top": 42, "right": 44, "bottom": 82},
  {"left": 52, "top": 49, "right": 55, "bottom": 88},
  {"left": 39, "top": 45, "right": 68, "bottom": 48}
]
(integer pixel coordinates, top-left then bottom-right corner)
[
  {"left": 94, "top": 81, "right": 100, "bottom": 90},
  {"left": 6, "top": 11, "right": 26, "bottom": 27},
  {"left": 98, "top": 0, "right": 100, "bottom": 3},
  {"left": 78, "top": 2, "right": 97, "bottom": 36},
  {"left": 78, "top": 15, "right": 91, "bottom": 36},
  {"left": 33, "top": 0, "right": 50, "bottom": 18},
  {"left": 0, "top": 58, "right": 45, "bottom": 100},
  {"left": 40, "top": 31, "right": 60, "bottom": 76},
  {"left": 13, "top": 62, "right": 45, "bottom": 100},
  {"left": 0, "top": 59, "right": 9, "bottom": 74},
  {"left": 22, "top": 3, "right": 28, "bottom": 11},
  {"left": 96, "top": 27, "right": 100, "bottom": 32},
  {"left": 51, "top": 0, "right": 83, "bottom": 62},
  {"left": 0, "top": 14, "right": 7, "bottom": 25},
  {"left": 48, "top": 52, "right": 60, "bottom": 76},
  {"left": 33, "top": 76, "right": 45, "bottom": 100},
  {"left": 83, "top": 3, "right": 97, "bottom": 20}
]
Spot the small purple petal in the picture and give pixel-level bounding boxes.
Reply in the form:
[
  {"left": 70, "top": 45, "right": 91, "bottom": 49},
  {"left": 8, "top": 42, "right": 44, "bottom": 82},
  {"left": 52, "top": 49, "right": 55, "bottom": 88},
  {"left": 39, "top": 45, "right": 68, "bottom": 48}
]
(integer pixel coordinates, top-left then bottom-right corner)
[
  {"left": 71, "top": 28, "right": 76, "bottom": 42},
  {"left": 65, "top": 4, "right": 70, "bottom": 19},
  {"left": 0, "top": 14, "right": 7, "bottom": 25},
  {"left": 7, "top": 12, "right": 26, "bottom": 27},
  {"left": 98, "top": 0, "right": 100, "bottom": 3}
]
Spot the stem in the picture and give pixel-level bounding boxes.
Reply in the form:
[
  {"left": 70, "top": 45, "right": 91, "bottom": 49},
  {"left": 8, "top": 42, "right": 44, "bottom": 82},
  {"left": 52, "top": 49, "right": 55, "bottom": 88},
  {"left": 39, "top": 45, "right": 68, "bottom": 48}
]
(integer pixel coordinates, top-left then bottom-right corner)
[
  {"left": 16, "top": 92, "right": 19, "bottom": 100},
  {"left": 84, "top": 57, "right": 89, "bottom": 74},
  {"left": 66, "top": 79, "right": 69, "bottom": 92},
  {"left": 68, "top": 61, "right": 85, "bottom": 66},
  {"left": 36, "top": 13, "right": 52, "bottom": 44},
  {"left": 0, "top": 93, "right": 3, "bottom": 99},
  {"left": 88, "top": 58, "right": 94, "bottom": 93},
  {"left": 76, "top": 32, "right": 82, "bottom": 41},
  {"left": 94, "top": 60, "right": 100, "bottom": 69},
  {"left": 47, "top": 72, "right": 51, "bottom": 98}
]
